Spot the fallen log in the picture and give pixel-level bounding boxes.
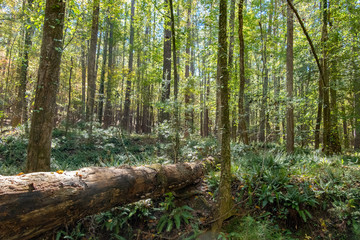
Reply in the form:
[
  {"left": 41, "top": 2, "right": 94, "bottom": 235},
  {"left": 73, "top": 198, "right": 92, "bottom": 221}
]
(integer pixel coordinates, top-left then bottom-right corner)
[{"left": 0, "top": 160, "right": 212, "bottom": 240}]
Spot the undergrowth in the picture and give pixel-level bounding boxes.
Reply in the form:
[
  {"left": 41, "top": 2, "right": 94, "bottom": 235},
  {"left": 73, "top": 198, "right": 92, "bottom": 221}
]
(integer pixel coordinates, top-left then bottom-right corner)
[{"left": 1, "top": 125, "right": 360, "bottom": 239}]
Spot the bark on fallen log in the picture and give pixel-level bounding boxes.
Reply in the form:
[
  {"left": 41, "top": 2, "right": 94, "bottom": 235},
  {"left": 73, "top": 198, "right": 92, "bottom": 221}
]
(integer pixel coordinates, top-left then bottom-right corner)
[{"left": 0, "top": 160, "right": 212, "bottom": 240}]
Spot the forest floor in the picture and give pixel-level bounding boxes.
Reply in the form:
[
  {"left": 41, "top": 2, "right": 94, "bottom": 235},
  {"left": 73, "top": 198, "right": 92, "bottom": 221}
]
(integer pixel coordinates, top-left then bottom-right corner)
[{"left": 1, "top": 124, "right": 360, "bottom": 240}]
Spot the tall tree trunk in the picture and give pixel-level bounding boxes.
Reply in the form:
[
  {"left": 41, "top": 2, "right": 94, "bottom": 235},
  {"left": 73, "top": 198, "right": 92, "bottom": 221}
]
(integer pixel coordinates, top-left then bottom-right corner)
[
  {"left": 315, "top": 67, "right": 324, "bottom": 149},
  {"left": 354, "top": 42, "right": 360, "bottom": 150},
  {"left": 184, "top": 0, "right": 192, "bottom": 138},
  {"left": 26, "top": 0, "right": 66, "bottom": 173},
  {"left": 13, "top": 0, "right": 34, "bottom": 128},
  {"left": 258, "top": 21, "right": 268, "bottom": 143},
  {"left": 286, "top": 0, "right": 294, "bottom": 153},
  {"left": 245, "top": 54, "right": 251, "bottom": 137},
  {"left": 285, "top": 0, "right": 327, "bottom": 149},
  {"left": 86, "top": 0, "right": 100, "bottom": 136},
  {"left": 65, "top": 57, "right": 73, "bottom": 136},
  {"left": 119, "top": 4, "right": 128, "bottom": 125},
  {"left": 169, "top": 0, "right": 180, "bottom": 162},
  {"left": 342, "top": 106, "right": 349, "bottom": 149},
  {"left": 159, "top": 0, "right": 172, "bottom": 124},
  {"left": 142, "top": 27, "right": 151, "bottom": 134},
  {"left": 2, "top": 32, "right": 17, "bottom": 130},
  {"left": 135, "top": 50, "right": 142, "bottom": 133},
  {"left": 238, "top": 0, "right": 249, "bottom": 145},
  {"left": 122, "top": 0, "right": 135, "bottom": 132},
  {"left": 212, "top": 0, "right": 232, "bottom": 231},
  {"left": 98, "top": 26, "right": 109, "bottom": 125},
  {"left": 228, "top": 0, "right": 236, "bottom": 139},
  {"left": 103, "top": 20, "right": 114, "bottom": 129},
  {"left": 81, "top": 39, "right": 87, "bottom": 121},
  {"left": 272, "top": 0, "right": 280, "bottom": 143},
  {"left": 321, "top": 0, "right": 331, "bottom": 154},
  {"left": 329, "top": 65, "right": 341, "bottom": 153},
  {"left": 204, "top": 73, "right": 210, "bottom": 137}
]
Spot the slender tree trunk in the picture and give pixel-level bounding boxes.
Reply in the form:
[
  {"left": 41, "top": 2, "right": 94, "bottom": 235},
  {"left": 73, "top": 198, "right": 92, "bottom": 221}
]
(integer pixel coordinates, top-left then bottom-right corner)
[
  {"left": 258, "top": 21, "right": 268, "bottom": 143},
  {"left": 98, "top": 26, "right": 109, "bottom": 125},
  {"left": 159, "top": 0, "right": 172, "bottom": 124},
  {"left": 1, "top": 33, "right": 17, "bottom": 130},
  {"left": 13, "top": 0, "right": 34, "bottom": 128},
  {"left": 169, "top": 0, "right": 180, "bottom": 162},
  {"left": 119, "top": 4, "right": 128, "bottom": 125},
  {"left": 26, "top": 0, "right": 66, "bottom": 173},
  {"left": 272, "top": 0, "right": 280, "bottom": 143},
  {"left": 342, "top": 106, "right": 349, "bottom": 149},
  {"left": 286, "top": 0, "right": 294, "bottom": 153},
  {"left": 142, "top": 27, "right": 151, "bottom": 134},
  {"left": 354, "top": 42, "right": 360, "bottom": 150},
  {"left": 122, "top": 0, "right": 135, "bottom": 132},
  {"left": 184, "top": 0, "right": 192, "bottom": 138},
  {"left": 65, "top": 57, "right": 73, "bottom": 136},
  {"left": 329, "top": 65, "right": 341, "bottom": 153},
  {"left": 238, "top": 0, "right": 249, "bottom": 145},
  {"left": 204, "top": 73, "right": 210, "bottom": 137},
  {"left": 212, "top": 0, "right": 233, "bottom": 231},
  {"left": 103, "top": 20, "right": 114, "bottom": 129},
  {"left": 81, "top": 40, "right": 87, "bottom": 121},
  {"left": 245, "top": 54, "right": 251, "bottom": 138},
  {"left": 321, "top": 0, "right": 331, "bottom": 154},
  {"left": 315, "top": 66, "right": 323, "bottom": 149},
  {"left": 86, "top": 0, "right": 100, "bottom": 136},
  {"left": 228, "top": 0, "right": 236, "bottom": 139},
  {"left": 135, "top": 51, "right": 142, "bottom": 133}
]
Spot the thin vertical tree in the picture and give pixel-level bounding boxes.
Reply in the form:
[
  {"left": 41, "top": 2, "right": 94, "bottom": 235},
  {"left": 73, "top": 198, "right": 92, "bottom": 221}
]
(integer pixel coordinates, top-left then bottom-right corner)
[
  {"left": 228, "top": 0, "right": 236, "bottom": 139},
  {"left": 98, "top": 23, "right": 109, "bottom": 125},
  {"left": 321, "top": 0, "right": 331, "bottom": 154},
  {"left": 81, "top": 37, "right": 87, "bottom": 121},
  {"left": 258, "top": 5, "right": 269, "bottom": 143},
  {"left": 13, "top": 0, "right": 34, "bottom": 129},
  {"left": 354, "top": 37, "right": 360, "bottom": 150},
  {"left": 286, "top": 0, "right": 294, "bottom": 153},
  {"left": 285, "top": 0, "right": 326, "bottom": 150},
  {"left": 26, "top": 0, "right": 66, "bottom": 172},
  {"left": 238, "top": 0, "right": 249, "bottom": 145},
  {"left": 184, "top": 0, "right": 192, "bottom": 137},
  {"left": 103, "top": 19, "right": 114, "bottom": 129},
  {"left": 142, "top": 26, "right": 151, "bottom": 133},
  {"left": 65, "top": 57, "right": 73, "bottom": 136},
  {"left": 86, "top": 0, "right": 100, "bottom": 135},
  {"left": 159, "top": 0, "right": 172, "bottom": 124},
  {"left": 212, "top": 0, "right": 233, "bottom": 231},
  {"left": 122, "top": 0, "right": 135, "bottom": 132},
  {"left": 169, "top": 0, "right": 180, "bottom": 162}
]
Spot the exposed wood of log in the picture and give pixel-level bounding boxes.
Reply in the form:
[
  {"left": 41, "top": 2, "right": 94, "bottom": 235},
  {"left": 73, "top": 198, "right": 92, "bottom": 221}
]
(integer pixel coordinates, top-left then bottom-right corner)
[{"left": 0, "top": 160, "right": 212, "bottom": 240}]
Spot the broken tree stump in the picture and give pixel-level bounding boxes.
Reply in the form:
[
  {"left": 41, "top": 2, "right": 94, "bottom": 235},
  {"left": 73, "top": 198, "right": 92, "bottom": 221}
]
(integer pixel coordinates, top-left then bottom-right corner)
[{"left": 0, "top": 160, "right": 212, "bottom": 240}]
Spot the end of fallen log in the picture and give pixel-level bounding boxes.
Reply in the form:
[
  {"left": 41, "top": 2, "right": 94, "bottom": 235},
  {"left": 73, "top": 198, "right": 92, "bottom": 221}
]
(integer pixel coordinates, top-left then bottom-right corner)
[{"left": 0, "top": 159, "right": 213, "bottom": 240}]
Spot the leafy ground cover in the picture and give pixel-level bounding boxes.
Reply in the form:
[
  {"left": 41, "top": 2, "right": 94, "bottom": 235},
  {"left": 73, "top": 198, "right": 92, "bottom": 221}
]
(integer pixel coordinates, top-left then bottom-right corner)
[{"left": 1, "top": 126, "right": 359, "bottom": 239}]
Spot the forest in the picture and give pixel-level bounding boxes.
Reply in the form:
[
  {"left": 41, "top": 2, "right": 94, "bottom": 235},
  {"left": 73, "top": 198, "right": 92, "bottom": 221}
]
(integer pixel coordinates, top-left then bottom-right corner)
[{"left": 0, "top": 0, "right": 359, "bottom": 239}]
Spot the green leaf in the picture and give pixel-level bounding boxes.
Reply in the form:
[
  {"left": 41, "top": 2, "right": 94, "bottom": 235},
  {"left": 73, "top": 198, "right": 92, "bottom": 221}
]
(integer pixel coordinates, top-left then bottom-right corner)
[
  {"left": 174, "top": 214, "right": 181, "bottom": 229},
  {"left": 157, "top": 215, "right": 168, "bottom": 233},
  {"left": 166, "top": 220, "right": 174, "bottom": 232}
]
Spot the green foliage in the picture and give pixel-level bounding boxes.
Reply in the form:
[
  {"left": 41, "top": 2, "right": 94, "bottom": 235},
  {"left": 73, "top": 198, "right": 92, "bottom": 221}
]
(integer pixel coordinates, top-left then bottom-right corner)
[
  {"left": 233, "top": 151, "right": 315, "bottom": 222},
  {"left": 56, "top": 223, "right": 85, "bottom": 240},
  {"left": 232, "top": 147, "right": 360, "bottom": 238},
  {"left": 0, "top": 132, "right": 27, "bottom": 174},
  {"left": 220, "top": 216, "right": 296, "bottom": 240},
  {"left": 156, "top": 193, "right": 194, "bottom": 233},
  {"left": 205, "top": 169, "right": 220, "bottom": 198}
]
